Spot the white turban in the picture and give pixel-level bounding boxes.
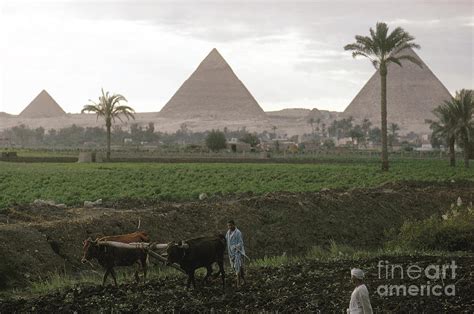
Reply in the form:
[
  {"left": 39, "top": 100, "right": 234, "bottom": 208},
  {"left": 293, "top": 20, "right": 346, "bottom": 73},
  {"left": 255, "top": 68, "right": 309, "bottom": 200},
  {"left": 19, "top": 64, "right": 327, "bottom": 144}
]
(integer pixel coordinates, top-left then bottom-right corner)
[{"left": 351, "top": 268, "right": 364, "bottom": 279}]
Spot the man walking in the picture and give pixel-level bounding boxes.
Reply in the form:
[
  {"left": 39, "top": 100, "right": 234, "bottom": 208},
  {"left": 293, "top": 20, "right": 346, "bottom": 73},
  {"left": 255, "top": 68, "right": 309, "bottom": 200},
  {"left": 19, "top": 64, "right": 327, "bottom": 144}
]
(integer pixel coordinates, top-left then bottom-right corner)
[
  {"left": 226, "top": 220, "right": 246, "bottom": 287},
  {"left": 347, "top": 268, "right": 373, "bottom": 313}
]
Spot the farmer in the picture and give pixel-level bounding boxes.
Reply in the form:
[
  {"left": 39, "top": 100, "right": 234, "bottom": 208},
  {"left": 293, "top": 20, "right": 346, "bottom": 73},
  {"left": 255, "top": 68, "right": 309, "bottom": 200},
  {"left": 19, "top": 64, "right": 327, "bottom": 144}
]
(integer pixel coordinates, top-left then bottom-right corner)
[
  {"left": 347, "top": 268, "right": 373, "bottom": 314},
  {"left": 226, "top": 219, "right": 246, "bottom": 287}
]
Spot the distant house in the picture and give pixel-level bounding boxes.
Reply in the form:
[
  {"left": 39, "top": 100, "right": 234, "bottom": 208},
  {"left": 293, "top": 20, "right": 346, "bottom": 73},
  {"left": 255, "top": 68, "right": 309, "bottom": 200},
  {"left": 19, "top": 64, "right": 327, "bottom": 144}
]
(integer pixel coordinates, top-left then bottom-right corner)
[
  {"left": 415, "top": 144, "right": 434, "bottom": 151},
  {"left": 270, "top": 140, "right": 297, "bottom": 152},
  {"left": 335, "top": 137, "right": 353, "bottom": 147},
  {"left": 226, "top": 138, "right": 252, "bottom": 153},
  {"left": 0, "top": 136, "right": 12, "bottom": 147},
  {"left": 300, "top": 142, "right": 320, "bottom": 152},
  {"left": 83, "top": 141, "right": 99, "bottom": 147}
]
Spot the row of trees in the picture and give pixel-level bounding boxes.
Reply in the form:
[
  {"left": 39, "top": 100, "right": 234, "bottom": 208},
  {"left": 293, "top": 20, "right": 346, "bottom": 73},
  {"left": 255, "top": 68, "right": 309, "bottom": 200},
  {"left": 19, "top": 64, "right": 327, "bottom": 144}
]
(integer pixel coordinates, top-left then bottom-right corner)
[
  {"left": 1, "top": 124, "right": 253, "bottom": 148},
  {"left": 307, "top": 116, "right": 401, "bottom": 148}
]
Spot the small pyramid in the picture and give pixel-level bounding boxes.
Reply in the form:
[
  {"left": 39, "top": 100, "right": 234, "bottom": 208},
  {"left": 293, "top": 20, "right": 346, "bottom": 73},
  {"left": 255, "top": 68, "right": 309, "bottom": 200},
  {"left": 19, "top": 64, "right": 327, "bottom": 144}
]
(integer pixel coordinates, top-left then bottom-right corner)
[
  {"left": 343, "top": 48, "right": 452, "bottom": 129},
  {"left": 0, "top": 112, "right": 13, "bottom": 118},
  {"left": 19, "top": 90, "right": 66, "bottom": 118},
  {"left": 160, "top": 49, "right": 266, "bottom": 120},
  {"left": 305, "top": 108, "right": 322, "bottom": 120}
]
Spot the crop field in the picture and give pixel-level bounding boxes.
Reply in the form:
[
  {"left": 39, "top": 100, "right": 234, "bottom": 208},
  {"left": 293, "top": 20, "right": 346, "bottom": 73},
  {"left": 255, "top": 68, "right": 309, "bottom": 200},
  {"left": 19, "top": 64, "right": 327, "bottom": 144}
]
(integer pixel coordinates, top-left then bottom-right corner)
[
  {"left": 0, "top": 159, "right": 472, "bottom": 209},
  {"left": 1, "top": 160, "right": 473, "bottom": 312}
]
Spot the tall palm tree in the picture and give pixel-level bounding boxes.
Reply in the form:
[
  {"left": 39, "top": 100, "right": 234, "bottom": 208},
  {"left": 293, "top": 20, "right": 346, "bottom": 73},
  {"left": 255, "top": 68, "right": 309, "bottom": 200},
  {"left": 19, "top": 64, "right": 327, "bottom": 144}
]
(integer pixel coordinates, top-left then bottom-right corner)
[
  {"left": 451, "top": 89, "right": 474, "bottom": 168},
  {"left": 82, "top": 88, "right": 135, "bottom": 161},
  {"left": 345, "top": 22, "right": 421, "bottom": 171},
  {"left": 428, "top": 103, "right": 457, "bottom": 167}
]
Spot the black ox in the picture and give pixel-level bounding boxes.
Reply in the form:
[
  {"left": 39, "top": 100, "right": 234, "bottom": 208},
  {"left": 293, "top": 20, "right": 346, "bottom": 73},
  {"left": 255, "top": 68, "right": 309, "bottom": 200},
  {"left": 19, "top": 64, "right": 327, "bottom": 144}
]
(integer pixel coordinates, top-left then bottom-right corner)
[
  {"left": 166, "top": 235, "right": 226, "bottom": 289},
  {"left": 81, "top": 238, "right": 148, "bottom": 286}
]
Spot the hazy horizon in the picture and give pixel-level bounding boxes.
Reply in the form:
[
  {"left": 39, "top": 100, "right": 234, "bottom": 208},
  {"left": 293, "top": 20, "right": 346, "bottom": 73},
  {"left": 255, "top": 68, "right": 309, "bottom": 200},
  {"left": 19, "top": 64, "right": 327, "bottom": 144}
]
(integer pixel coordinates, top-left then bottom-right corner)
[{"left": 1, "top": 0, "right": 472, "bottom": 115}]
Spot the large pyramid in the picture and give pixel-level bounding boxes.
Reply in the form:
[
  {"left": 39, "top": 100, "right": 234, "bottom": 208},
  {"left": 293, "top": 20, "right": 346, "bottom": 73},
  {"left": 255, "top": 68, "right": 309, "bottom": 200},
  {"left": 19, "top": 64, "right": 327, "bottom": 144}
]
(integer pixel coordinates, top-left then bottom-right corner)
[
  {"left": 343, "top": 48, "right": 452, "bottom": 132},
  {"left": 19, "top": 90, "right": 66, "bottom": 118},
  {"left": 160, "top": 48, "right": 266, "bottom": 120}
]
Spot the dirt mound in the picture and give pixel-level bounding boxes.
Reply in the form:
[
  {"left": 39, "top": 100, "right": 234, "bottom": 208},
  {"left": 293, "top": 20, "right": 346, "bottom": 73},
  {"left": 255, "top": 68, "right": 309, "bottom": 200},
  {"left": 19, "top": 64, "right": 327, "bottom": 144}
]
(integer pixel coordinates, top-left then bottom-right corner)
[
  {"left": 0, "top": 183, "right": 472, "bottom": 289},
  {"left": 1, "top": 255, "right": 473, "bottom": 312}
]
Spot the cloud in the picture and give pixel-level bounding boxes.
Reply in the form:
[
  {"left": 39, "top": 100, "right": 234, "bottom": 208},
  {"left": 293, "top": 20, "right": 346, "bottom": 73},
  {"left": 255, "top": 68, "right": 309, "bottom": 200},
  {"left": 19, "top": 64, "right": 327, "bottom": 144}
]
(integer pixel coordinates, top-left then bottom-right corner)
[
  {"left": 1, "top": 1, "right": 472, "bottom": 114},
  {"left": 463, "top": 16, "right": 474, "bottom": 27},
  {"left": 388, "top": 18, "right": 442, "bottom": 26}
]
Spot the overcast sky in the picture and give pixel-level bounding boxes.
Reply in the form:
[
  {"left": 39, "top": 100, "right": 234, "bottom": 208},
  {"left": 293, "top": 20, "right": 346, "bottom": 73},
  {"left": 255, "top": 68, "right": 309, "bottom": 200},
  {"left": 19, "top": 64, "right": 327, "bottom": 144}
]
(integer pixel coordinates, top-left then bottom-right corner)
[{"left": 0, "top": 0, "right": 472, "bottom": 114}]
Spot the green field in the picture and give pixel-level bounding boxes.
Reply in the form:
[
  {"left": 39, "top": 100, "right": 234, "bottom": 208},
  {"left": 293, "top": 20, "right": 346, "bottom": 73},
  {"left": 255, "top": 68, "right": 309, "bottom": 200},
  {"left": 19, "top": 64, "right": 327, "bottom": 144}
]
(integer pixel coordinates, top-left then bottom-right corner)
[{"left": 0, "top": 159, "right": 472, "bottom": 209}]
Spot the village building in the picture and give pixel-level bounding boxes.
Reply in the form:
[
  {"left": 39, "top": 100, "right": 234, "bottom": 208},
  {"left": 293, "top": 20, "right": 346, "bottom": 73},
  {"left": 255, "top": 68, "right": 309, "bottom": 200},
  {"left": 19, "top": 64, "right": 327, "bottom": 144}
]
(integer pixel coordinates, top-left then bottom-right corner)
[{"left": 226, "top": 138, "right": 252, "bottom": 153}]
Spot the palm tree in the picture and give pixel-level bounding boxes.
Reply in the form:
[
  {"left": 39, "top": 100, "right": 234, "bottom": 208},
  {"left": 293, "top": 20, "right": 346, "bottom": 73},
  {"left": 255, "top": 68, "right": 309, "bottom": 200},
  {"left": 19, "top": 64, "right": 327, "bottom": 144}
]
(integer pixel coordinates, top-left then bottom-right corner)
[
  {"left": 361, "top": 118, "right": 372, "bottom": 136},
  {"left": 321, "top": 123, "right": 327, "bottom": 138},
  {"left": 271, "top": 125, "right": 278, "bottom": 139},
  {"left": 361, "top": 118, "right": 372, "bottom": 148},
  {"left": 307, "top": 118, "right": 315, "bottom": 136},
  {"left": 389, "top": 123, "right": 400, "bottom": 147},
  {"left": 315, "top": 118, "right": 321, "bottom": 134},
  {"left": 452, "top": 89, "right": 474, "bottom": 168},
  {"left": 82, "top": 88, "right": 135, "bottom": 161},
  {"left": 428, "top": 103, "right": 457, "bottom": 167},
  {"left": 345, "top": 22, "right": 421, "bottom": 171}
]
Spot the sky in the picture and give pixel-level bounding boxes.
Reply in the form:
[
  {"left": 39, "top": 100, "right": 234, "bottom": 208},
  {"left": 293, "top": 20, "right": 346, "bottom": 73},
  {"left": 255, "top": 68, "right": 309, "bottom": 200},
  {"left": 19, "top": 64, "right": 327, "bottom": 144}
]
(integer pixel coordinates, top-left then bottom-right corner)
[{"left": 0, "top": 0, "right": 472, "bottom": 114}]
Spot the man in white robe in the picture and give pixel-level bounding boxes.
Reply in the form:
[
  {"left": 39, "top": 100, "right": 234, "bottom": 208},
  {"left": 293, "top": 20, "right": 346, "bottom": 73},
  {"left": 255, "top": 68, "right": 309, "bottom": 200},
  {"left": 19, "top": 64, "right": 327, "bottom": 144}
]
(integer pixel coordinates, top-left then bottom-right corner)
[
  {"left": 347, "top": 268, "right": 373, "bottom": 314},
  {"left": 226, "top": 220, "right": 246, "bottom": 287}
]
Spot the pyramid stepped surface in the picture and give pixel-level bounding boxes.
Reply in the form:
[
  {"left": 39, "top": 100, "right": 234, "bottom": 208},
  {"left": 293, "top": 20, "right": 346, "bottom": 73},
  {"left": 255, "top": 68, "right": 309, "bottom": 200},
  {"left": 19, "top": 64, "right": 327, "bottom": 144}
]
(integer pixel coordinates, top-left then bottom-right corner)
[
  {"left": 343, "top": 48, "right": 452, "bottom": 124},
  {"left": 19, "top": 90, "right": 66, "bottom": 118},
  {"left": 160, "top": 49, "right": 266, "bottom": 120}
]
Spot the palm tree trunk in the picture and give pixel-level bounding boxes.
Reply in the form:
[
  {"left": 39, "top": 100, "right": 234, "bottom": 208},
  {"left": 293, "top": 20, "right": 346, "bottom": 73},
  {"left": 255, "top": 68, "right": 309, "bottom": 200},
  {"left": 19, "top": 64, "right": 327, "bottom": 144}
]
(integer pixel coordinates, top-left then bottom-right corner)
[
  {"left": 449, "top": 136, "right": 455, "bottom": 167},
  {"left": 106, "top": 119, "right": 111, "bottom": 161},
  {"left": 463, "top": 133, "right": 469, "bottom": 168},
  {"left": 380, "top": 64, "right": 389, "bottom": 171}
]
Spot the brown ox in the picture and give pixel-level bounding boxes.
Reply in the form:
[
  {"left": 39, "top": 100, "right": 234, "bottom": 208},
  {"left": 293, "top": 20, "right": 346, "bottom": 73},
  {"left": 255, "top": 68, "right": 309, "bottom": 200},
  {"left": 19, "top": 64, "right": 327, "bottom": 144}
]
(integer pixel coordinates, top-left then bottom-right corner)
[{"left": 97, "top": 231, "right": 150, "bottom": 243}]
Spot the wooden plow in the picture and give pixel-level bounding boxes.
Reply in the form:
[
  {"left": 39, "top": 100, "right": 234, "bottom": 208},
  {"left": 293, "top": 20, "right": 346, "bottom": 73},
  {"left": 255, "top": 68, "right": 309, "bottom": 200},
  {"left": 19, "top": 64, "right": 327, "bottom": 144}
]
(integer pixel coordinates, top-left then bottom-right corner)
[{"left": 98, "top": 241, "right": 186, "bottom": 274}]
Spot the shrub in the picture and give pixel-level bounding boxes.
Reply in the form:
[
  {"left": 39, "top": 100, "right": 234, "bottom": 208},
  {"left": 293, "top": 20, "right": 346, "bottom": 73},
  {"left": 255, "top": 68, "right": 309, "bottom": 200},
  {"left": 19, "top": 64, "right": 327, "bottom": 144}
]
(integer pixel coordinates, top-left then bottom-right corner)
[
  {"left": 239, "top": 132, "right": 260, "bottom": 147},
  {"left": 387, "top": 198, "right": 474, "bottom": 251},
  {"left": 205, "top": 130, "right": 226, "bottom": 152},
  {"left": 322, "top": 139, "right": 335, "bottom": 149}
]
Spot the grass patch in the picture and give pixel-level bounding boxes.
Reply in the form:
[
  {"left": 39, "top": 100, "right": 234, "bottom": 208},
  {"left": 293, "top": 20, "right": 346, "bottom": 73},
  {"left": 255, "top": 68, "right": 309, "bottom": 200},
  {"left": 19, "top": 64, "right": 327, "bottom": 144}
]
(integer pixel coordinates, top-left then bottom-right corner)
[
  {"left": 250, "top": 241, "right": 472, "bottom": 269},
  {"left": 386, "top": 201, "right": 474, "bottom": 252},
  {"left": 2, "top": 265, "right": 183, "bottom": 299}
]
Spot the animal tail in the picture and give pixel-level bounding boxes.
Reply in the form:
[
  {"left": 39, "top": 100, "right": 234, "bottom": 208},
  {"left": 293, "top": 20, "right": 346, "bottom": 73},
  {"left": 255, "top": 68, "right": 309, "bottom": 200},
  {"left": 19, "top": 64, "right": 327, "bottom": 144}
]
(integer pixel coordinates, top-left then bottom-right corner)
[{"left": 145, "top": 243, "right": 153, "bottom": 266}]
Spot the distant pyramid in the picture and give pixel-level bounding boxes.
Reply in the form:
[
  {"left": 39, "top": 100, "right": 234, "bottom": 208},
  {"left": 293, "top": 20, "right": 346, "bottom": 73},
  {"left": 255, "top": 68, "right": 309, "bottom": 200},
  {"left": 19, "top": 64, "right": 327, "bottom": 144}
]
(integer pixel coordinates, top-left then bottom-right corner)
[
  {"left": 19, "top": 90, "right": 66, "bottom": 118},
  {"left": 160, "top": 48, "right": 266, "bottom": 120},
  {"left": 343, "top": 48, "right": 452, "bottom": 131},
  {"left": 305, "top": 108, "right": 322, "bottom": 119},
  {"left": 0, "top": 112, "right": 13, "bottom": 118}
]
